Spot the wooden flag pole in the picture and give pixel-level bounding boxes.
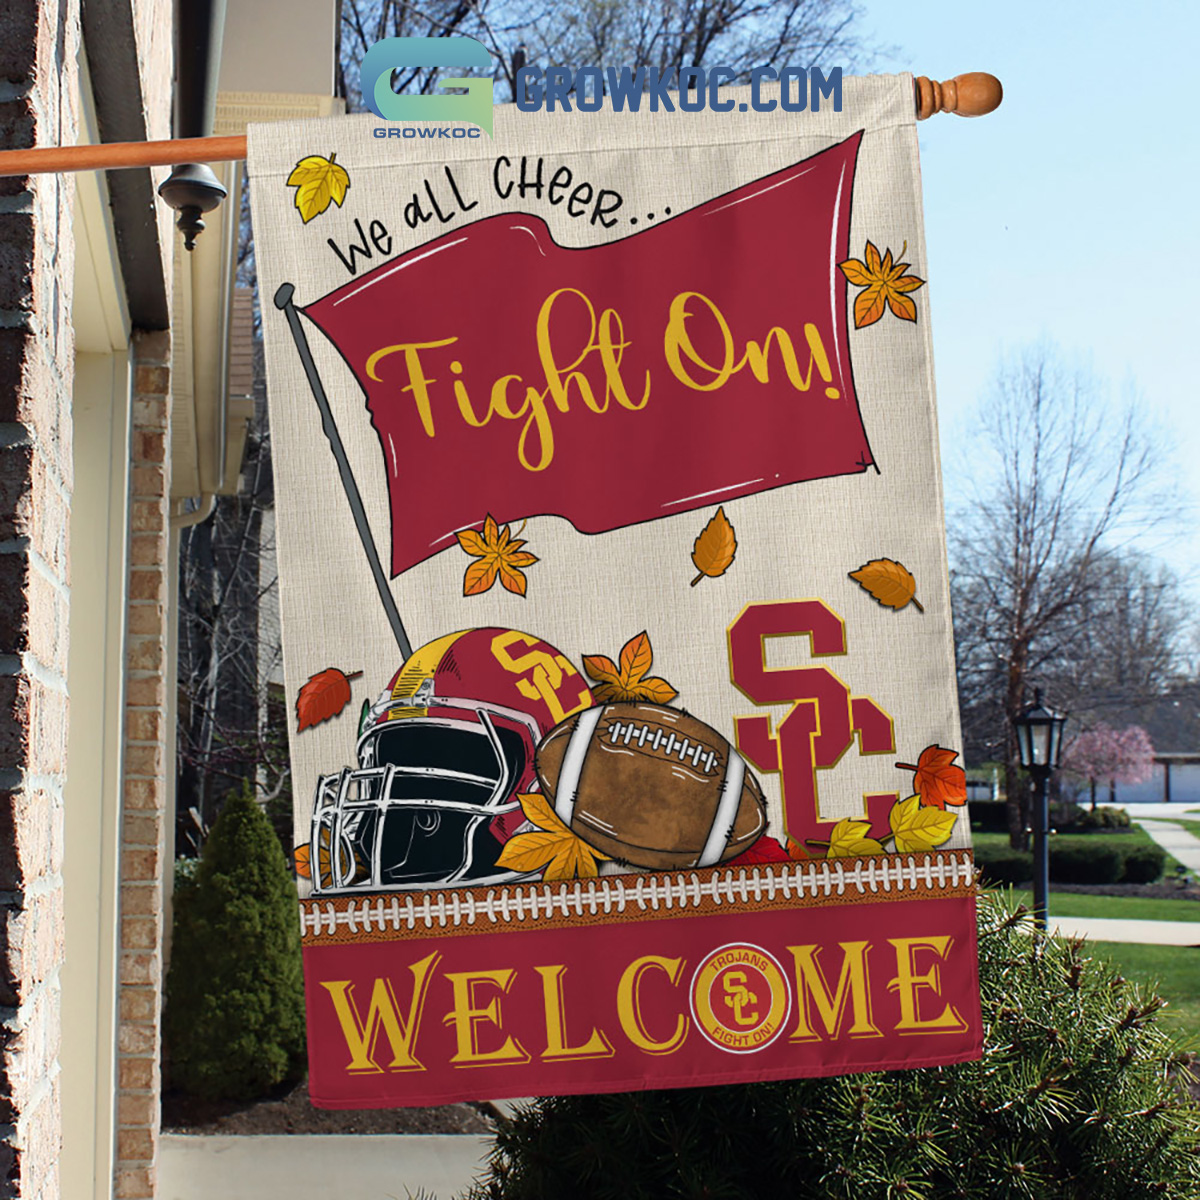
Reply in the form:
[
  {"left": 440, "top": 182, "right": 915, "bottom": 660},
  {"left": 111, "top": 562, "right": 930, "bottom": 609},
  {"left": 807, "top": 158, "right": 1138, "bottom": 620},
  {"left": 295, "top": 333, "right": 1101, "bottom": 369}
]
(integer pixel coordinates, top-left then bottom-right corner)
[
  {"left": 915, "top": 73, "right": 1002, "bottom": 121},
  {"left": 0, "top": 73, "right": 1000, "bottom": 178},
  {"left": 0, "top": 133, "right": 247, "bottom": 177}
]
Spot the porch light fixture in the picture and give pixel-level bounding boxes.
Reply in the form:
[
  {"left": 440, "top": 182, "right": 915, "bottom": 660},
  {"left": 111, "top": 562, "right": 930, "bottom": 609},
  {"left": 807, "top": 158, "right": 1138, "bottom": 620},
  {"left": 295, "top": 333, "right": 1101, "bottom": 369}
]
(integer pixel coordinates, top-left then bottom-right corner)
[{"left": 157, "top": 162, "right": 227, "bottom": 251}]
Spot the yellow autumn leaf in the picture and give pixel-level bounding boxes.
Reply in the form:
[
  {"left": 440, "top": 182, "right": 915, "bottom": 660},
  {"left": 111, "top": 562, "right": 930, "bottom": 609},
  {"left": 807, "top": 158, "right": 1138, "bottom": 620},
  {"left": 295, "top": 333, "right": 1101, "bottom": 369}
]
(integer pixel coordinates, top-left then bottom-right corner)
[
  {"left": 826, "top": 818, "right": 885, "bottom": 858},
  {"left": 888, "top": 794, "right": 957, "bottom": 853},
  {"left": 495, "top": 792, "right": 611, "bottom": 880},
  {"left": 544, "top": 838, "right": 607, "bottom": 881},
  {"left": 286, "top": 153, "right": 351, "bottom": 224},
  {"left": 848, "top": 558, "right": 924, "bottom": 613},
  {"left": 494, "top": 829, "right": 567, "bottom": 873},
  {"left": 633, "top": 677, "right": 679, "bottom": 705},
  {"left": 515, "top": 790, "right": 564, "bottom": 835},
  {"left": 690, "top": 506, "right": 737, "bottom": 586}
]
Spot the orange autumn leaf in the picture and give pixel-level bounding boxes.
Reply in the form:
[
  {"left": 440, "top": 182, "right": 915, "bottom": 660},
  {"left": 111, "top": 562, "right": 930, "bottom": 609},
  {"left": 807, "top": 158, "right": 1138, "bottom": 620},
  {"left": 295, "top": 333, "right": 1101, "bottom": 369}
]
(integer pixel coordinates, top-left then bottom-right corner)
[
  {"left": 897, "top": 745, "right": 968, "bottom": 810},
  {"left": 839, "top": 239, "right": 925, "bottom": 328},
  {"left": 621, "top": 631, "right": 654, "bottom": 681},
  {"left": 293, "top": 843, "right": 312, "bottom": 879},
  {"left": 848, "top": 558, "right": 924, "bottom": 613},
  {"left": 691, "top": 506, "right": 737, "bottom": 586},
  {"left": 296, "top": 666, "right": 363, "bottom": 731},
  {"left": 495, "top": 793, "right": 610, "bottom": 881},
  {"left": 582, "top": 631, "right": 678, "bottom": 705},
  {"left": 580, "top": 653, "right": 621, "bottom": 687},
  {"left": 309, "top": 825, "right": 363, "bottom": 884},
  {"left": 456, "top": 514, "right": 539, "bottom": 597}
]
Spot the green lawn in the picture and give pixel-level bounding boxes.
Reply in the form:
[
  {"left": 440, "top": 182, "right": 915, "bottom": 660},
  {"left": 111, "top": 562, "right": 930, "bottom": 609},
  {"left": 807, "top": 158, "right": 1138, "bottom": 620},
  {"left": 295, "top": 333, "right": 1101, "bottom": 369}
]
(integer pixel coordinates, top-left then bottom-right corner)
[
  {"left": 1085, "top": 941, "right": 1200, "bottom": 1042},
  {"left": 1174, "top": 819, "right": 1200, "bottom": 842},
  {"left": 1005, "top": 888, "right": 1200, "bottom": 923},
  {"left": 973, "top": 827, "right": 1188, "bottom": 877},
  {"left": 973, "top": 829, "right": 1160, "bottom": 852}
]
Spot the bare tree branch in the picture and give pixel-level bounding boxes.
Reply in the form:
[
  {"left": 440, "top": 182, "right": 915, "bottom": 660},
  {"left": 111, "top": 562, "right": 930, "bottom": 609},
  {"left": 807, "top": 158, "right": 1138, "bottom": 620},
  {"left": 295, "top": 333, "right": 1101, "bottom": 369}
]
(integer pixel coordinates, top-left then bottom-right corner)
[{"left": 949, "top": 345, "right": 1186, "bottom": 848}]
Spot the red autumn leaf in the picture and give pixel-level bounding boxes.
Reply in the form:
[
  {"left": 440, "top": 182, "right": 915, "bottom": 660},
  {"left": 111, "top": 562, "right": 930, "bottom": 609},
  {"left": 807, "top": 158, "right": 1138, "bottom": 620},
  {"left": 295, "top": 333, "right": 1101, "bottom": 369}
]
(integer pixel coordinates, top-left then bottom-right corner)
[
  {"left": 896, "top": 744, "right": 968, "bottom": 810},
  {"left": 726, "top": 835, "right": 791, "bottom": 867},
  {"left": 296, "top": 667, "right": 362, "bottom": 731}
]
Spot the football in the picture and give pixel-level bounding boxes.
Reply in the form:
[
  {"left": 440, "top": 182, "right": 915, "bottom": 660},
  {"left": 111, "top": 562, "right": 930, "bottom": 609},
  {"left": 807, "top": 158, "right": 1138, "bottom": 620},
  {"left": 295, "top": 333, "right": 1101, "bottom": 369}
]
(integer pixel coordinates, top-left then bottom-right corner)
[{"left": 535, "top": 702, "right": 767, "bottom": 870}]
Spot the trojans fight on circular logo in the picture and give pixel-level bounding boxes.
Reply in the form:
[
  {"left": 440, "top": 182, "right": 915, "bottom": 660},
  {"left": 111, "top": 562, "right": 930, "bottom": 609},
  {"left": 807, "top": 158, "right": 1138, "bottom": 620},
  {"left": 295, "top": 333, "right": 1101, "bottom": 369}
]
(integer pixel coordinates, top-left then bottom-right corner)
[{"left": 690, "top": 943, "right": 791, "bottom": 1053}]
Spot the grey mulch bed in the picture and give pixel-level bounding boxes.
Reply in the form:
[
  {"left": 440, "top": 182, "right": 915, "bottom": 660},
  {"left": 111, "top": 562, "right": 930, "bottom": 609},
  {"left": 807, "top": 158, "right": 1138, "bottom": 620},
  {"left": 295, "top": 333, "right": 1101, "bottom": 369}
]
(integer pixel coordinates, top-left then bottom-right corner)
[{"left": 161, "top": 1078, "right": 498, "bottom": 1135}]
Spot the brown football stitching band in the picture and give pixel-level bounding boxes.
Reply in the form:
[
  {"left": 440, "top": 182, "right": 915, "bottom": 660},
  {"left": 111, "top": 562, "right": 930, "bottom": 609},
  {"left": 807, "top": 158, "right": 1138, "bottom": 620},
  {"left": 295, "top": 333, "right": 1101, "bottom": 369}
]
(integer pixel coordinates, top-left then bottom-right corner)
[{"left": 299, "top": 850, "right": 976, "bottom": 946}]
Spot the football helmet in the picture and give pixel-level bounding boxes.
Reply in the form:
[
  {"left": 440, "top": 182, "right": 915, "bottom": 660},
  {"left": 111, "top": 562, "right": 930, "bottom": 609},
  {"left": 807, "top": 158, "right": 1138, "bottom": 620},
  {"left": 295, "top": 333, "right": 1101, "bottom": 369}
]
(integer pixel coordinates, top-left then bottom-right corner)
[{"left": 309, "top": 627, "right": 592, "bottom": 894}]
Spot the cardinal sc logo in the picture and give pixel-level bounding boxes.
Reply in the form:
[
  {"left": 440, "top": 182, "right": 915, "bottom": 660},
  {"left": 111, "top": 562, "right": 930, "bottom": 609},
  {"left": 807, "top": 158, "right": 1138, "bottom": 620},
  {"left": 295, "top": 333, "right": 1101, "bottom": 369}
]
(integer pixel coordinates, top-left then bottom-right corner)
[
  {"left": 361, "top": 36, "right": 494, "bottom": 136},
  {"left": 691, "top": 944, "right": 791, "bottom": 1053}
]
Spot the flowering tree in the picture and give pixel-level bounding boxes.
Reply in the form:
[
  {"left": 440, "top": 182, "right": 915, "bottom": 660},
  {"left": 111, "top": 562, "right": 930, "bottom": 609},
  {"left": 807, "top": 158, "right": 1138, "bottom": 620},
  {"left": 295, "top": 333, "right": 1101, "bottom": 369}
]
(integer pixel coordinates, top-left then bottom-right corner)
[{"left": 1063, "top": 723, "right": 1155, "bottom": 808}]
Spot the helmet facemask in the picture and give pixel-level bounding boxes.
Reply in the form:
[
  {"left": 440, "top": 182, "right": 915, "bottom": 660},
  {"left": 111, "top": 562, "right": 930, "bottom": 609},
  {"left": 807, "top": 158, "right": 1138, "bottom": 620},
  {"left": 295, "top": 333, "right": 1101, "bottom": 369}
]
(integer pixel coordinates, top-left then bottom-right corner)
[{"left": 310, "top": 695, "right": 541, "bottom": 893}]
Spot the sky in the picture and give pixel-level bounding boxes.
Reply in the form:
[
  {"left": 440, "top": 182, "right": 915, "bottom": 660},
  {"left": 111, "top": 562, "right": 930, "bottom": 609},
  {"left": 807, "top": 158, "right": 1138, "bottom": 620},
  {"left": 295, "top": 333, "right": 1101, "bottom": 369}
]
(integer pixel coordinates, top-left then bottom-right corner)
[{"left": 864, "top": 0, "right": 1199, "bottom": 594}]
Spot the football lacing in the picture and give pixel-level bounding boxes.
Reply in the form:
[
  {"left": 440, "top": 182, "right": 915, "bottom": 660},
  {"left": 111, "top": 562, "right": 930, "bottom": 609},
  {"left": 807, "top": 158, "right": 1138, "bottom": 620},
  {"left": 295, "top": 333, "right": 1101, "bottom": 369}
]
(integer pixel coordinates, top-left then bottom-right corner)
[
  {"left": 299, "top": 851, "right": 979, "bottom": 937},
  {"left": 606, "top": 719, "right": 718, "bottom": 774}
]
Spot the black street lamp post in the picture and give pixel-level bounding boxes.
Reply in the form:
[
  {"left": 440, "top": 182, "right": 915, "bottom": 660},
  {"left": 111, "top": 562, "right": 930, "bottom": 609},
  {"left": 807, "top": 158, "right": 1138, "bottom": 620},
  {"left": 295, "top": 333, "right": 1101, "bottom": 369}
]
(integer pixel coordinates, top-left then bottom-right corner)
[{"left": 1013, "top": 689, "right": 1068, "bottom": 930}]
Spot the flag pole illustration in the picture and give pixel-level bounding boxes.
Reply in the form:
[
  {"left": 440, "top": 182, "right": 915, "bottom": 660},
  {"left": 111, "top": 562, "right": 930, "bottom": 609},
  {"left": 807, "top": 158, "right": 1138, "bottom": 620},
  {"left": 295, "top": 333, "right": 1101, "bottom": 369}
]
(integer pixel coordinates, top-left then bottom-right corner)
[{"left": 273, "top": 282, "right": 412, "bottom": 660}]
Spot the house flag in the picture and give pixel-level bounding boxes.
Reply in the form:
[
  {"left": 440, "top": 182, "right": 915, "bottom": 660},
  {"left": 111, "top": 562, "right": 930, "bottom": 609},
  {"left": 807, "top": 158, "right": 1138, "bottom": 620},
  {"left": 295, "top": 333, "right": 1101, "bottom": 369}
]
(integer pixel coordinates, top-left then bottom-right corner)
[{"left": 249, "top": 73, "right": 981, "bottom": 1109}]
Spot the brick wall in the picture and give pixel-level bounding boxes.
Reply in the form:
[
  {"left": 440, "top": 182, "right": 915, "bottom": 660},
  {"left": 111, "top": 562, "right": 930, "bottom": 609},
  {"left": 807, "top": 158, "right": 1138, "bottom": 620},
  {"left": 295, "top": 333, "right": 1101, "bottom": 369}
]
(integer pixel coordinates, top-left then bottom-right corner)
[
  {"left": 0, "top": 1, "right": 80, "bottom": 1196},
  {"left": 114, "top": 333, "right": 171, "bottom": 1200}
]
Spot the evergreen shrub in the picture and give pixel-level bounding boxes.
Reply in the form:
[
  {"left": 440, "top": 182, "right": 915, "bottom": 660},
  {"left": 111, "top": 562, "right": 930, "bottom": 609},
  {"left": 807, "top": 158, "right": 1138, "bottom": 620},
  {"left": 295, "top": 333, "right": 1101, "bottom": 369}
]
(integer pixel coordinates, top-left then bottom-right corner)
[
  {"left": 164, "top": 780, "right": 306, "bottom": 1100},
  {"left": 1049, "top": 840, "right": 1124, "bottom": 884},
  {"left": 974, "top": 843, "right": 1032, "bottom": 885},
  {"left": 1078, "top": 806, "right": 1132, "bottom": 831},
  {"left": 468, "top": 892, "right": 1200, "bottom": 1200},
  {"left": 1122, "top": 844, "right": 1167, "bottom": 884},
  {"left": 968, "top": 801, "right": 1010, "bottom": 834}
]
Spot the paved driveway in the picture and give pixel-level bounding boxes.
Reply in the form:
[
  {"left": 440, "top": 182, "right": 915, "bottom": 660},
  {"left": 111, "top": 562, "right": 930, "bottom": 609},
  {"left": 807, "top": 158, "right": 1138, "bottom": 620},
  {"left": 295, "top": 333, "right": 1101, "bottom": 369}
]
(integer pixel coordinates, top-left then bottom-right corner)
[{"left": 159, "top": 1134, "right": 491, "bottom": 1200}]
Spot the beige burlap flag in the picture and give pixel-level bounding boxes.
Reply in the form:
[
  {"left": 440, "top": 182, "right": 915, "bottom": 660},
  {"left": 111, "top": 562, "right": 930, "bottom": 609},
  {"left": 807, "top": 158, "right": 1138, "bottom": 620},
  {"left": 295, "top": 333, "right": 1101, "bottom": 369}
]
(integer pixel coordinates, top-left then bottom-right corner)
[{"left": 249, "top": 74, "right": 979, "bottom": 1109}]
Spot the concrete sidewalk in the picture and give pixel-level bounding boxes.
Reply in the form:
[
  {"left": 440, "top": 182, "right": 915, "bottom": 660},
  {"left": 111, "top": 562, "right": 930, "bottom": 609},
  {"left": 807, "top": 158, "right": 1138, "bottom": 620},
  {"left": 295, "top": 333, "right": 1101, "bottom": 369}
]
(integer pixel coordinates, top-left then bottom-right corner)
[
  {"left": 1027, "top": 809, "right": 1200, "bottom": 944},
  {"left": 1124, "top": 804, "right": 1200, "bottom": 820},
  {"left": 159, "top": 1134, "right": 490, "bottom": 1200},
  {"left": 1133, "top": 817, "right": 1200, "bottom": 873},
  {"left": 1048, "top": 915, "right": 1200, "bottom": 946}
]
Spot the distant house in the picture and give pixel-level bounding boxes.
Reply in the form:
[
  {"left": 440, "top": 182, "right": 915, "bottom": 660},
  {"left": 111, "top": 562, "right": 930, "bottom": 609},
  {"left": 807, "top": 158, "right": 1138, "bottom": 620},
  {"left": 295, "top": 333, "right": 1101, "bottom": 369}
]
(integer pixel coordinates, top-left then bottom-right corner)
[{"left": 1089, "top": 684, "right": 1200, "bottom": 805}]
